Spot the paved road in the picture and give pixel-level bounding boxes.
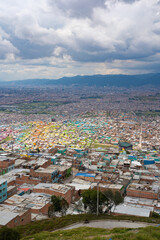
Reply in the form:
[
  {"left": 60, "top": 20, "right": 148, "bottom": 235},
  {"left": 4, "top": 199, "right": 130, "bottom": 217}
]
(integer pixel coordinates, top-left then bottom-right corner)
[{"left": 62, "top": 220, "right": 156, "bottom": 231}]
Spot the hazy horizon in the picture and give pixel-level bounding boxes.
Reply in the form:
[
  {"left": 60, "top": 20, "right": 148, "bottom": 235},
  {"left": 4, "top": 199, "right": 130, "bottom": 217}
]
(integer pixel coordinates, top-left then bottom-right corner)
[{"left": 1, "top": 72, "right": 160, "bottom": 83}]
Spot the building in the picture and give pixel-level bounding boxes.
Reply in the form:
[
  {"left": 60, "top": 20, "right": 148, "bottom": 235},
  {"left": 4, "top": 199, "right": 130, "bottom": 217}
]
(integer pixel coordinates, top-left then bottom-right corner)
[
  {"left": 0, "top": 205, "right": 31, "bottom": 228},
  {"left": 4, "top": 193, "right": 51, "bottom": 216},
  {"left": 75, "top": 172, "right": 96, "bottom": 182},
  {"left": 30, "top": 166, "right": 59, "bottom": 183},
  {"left": 126, "top": 183, "right": 159, "bottom": 200},
  {"left": 0, "top": 156, "right": 15, "bottom": 174},
  {"left": 33, "top": 183, "right": 74, "bottom": 204},
  {"left": 112, "top": 204, "right": 153, "bottom": 217},
  {"left": 0, "top": 178, "right": 7, "bottom": 203}
]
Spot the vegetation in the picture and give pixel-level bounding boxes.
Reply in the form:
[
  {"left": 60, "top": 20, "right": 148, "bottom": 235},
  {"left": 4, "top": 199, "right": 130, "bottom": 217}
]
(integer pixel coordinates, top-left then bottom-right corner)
[
  {"left": 15, "top": 213, "right": 160, "bottom": 239},
  {"left": 0, "top": 136, "right": 12, "bottom": 144},
  {"left": 136, "top": 110, "right": 160, "bottom": 117},
  {"left": 0, "top": 101, "right": 77, "bottom": 115},
  {"left": 80, "top": 95, "right": 103, "bottom": 99},
  {"left": 131, "top": 95, "right": 160, "bottom": 101},
  {"left": 92, "top": 143, "right": 118, "bottom": 149},
  {"left": 48, "top": 196, "right": 69, "bottom": 217},
  {"left": 104, "top": 189, "right": 124, "bottom": 212},
  {"left": 152, "top": 212, "right": 160, "bottom": 219},
  {"left": 0, "top": 147, "right": 4, "bottom": 151},
  {"left": 82, "top": 189, "right": 124, "bottom": 214},
  {"left": 22, "top": 226, "right": 160, "bottom": 240},
  {"left": 82, "top": 189, "right": 107, "bottom": 213},
  {"left": 0, "top": 227, "right": 20, "bottom": 240}
]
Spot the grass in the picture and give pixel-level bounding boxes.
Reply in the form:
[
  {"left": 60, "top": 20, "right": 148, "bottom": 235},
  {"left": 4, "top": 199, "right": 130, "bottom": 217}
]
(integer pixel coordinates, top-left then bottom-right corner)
[
  {"left": 22, "top": 227, "right": 111, "bottom": 240},
  {"left": 93, "top": 143, "right": 118, "bottom": 149},
  {"left": 0, "top": 101, "right": 71, "bottom": 115},
  {"left": 0, "top": 136, "right": 12, "bottom": 144},
  {"left": 21, "top": 226, "right": 160, "bottom": 240},
  {"left": 15, "top": 214, "right": 160, "bottom": 239},
  {"left": 135, "top": 110, "right": 160, "bottom": 117}
]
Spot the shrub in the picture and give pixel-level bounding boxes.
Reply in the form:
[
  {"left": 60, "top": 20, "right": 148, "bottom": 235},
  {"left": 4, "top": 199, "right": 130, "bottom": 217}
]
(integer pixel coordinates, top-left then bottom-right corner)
[{"left": 0, "top": 227, "right": 20, "bottom": 240}]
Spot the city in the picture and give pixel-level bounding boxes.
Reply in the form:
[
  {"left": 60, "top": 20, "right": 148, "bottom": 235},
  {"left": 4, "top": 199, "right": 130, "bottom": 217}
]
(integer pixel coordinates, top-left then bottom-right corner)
[
  {"left": 0, "top": 0, "right": 160, "bottom": 239},
  {"left": 0, "top": 84, "right": 160, "bottom": 231}
]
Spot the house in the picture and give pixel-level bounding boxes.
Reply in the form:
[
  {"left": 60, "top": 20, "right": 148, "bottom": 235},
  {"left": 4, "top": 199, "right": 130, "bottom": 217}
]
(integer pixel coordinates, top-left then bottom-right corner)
[{"left": 0, "top": 178, "right": 7, "bottom": 203}]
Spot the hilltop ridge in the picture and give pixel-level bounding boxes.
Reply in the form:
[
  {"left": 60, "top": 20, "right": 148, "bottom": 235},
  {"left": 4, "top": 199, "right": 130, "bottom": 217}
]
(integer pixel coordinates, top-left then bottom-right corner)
[{"left": 0, "top": 73, "right": 160, "bottom": 87}]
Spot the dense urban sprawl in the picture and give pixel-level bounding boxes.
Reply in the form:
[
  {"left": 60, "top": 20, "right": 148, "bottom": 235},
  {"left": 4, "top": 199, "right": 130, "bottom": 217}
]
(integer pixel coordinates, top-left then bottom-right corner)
[{"left": 0, "top": 86, "right": 160, "bottom": 228}]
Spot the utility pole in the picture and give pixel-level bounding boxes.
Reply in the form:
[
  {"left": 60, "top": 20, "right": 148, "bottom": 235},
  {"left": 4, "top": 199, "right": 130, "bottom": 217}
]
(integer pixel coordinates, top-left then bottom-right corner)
[
  {"left": 11, "top": 140, "right": 14, "bottom": 152},
  {"left": 139, "top": 123, "right": 142, "bottom": 150},
  {"left": 97, "top": 182, "right": 99, "bottom": 216}
]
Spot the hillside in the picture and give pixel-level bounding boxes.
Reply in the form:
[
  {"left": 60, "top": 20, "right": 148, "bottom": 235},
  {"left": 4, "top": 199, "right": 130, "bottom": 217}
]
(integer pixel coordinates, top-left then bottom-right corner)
[
  {"left": 0, "top": 73, "right": 160, "bottom": 87},
  {"left": 12, "top": 214, "right": 160, "bottom": 240},
  {"left": 22, "top": 226, "right": 160, "bottom": 240}
]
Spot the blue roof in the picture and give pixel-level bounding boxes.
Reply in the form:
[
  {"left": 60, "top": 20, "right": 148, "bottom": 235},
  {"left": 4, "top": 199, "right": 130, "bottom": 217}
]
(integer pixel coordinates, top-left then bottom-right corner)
[
  {"left": 76, "top": 173, "right": 95, "bottom": 178},
  {"left": 144, "top": 160, "right": 155, "bottom": 165}
]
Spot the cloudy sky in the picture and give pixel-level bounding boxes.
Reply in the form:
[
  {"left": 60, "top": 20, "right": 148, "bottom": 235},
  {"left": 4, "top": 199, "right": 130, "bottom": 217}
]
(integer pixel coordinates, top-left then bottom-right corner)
[{"left": 0, "top": 0, "right": 160, "bottom": 81}]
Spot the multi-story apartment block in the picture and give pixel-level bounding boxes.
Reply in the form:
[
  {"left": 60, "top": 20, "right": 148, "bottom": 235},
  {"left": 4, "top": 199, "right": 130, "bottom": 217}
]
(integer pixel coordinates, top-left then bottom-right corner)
[{"left": 0, "top": 178, "right": 7, "bottom": 203}]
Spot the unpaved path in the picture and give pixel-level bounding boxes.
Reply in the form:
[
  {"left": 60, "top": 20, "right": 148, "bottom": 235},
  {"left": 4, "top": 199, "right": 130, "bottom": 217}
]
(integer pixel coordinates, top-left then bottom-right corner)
[{"left": 60, "top": 220, "right": 156, "bottom": 231}]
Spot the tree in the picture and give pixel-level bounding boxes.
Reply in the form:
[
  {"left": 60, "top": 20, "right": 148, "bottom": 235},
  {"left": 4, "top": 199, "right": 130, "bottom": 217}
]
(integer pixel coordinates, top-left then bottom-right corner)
[
  {"left": 82, "top": 189, "right": 124, "bottom": 215},
  {"left": 82, "top": 189, "right": 106, "bottom": 213},
  {"left": 61, "top": 197, "right": 69, "bottom": 216},
  {"left": 152, "top": 212, "right": 160, "bottom": 218},
  {"left": 48, "top": 195, "right": 69, "bottom": 217},
  {"left": 36, "top": 148, "right": 40, "bottom": 153},
  {"left": 0, "top": 146, "right": 4, "bottom": 151},
  {"left": 0, "top": 227, "right": 20, "bottom": 240},
  {"left": 114, "top": 191, "right": 124, "bottom": 206},
  {"left": 104, "top": 190, "right": 124, "bottom": 213}
]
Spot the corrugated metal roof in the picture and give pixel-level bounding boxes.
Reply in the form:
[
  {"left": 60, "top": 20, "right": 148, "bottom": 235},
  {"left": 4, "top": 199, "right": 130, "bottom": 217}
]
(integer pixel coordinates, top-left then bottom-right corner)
[
  {"left": 112, "top": 204, "right": 153, "bottom": 217},
  {"left": 0, "top": 210, "right": 18, "bottom": 225}
]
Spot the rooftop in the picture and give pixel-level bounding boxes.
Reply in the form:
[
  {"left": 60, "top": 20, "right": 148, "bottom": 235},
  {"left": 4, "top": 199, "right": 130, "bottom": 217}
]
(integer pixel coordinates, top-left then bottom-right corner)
[
  {"left": 33, "top": 183, "right": 72, "bottom": 194},
  {"left": 0, "top": 210, "right": 18, "bottom": 225}
]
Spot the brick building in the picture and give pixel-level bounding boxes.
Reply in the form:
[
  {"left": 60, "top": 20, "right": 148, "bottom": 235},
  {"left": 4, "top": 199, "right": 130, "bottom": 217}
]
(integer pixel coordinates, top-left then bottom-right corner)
[
  {"left": 4, "top": 193, "right": 51, "bottom": 215},
  {"left": 33, "top": 183, "right": 74, "bottom": 204},
  {"left": 0, "top": 157, "right": 15, "bottom": 174},
  {"left": 0, "top": 207, "right": 31, "bottom": 228},
  {"left": 30, "top": 166, "right": 59, "bottom": 183},
  {"left": 126, "top": 183, "right": 159, "bottom": 200}
]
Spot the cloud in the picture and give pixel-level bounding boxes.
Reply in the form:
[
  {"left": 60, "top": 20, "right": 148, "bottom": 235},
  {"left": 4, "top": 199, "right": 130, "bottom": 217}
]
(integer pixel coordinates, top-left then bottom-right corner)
[
  {"left": 51, "top": 0, "right": 106, "bottom": 18},
  {"left": 0, "top": 27, "right": 18, "bottom": 59},
  {"left": 0, "top": 0, "right": 160, "bottom": 80}
]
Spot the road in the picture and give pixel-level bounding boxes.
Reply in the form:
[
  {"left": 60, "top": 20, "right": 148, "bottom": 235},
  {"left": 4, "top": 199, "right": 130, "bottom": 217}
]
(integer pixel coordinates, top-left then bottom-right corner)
[{"left": 61, "top": 220, "right": 156, "bottom": 231}]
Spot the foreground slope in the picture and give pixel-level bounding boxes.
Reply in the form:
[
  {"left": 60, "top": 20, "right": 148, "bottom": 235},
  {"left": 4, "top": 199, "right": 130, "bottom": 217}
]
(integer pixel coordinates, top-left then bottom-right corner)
[{"left": 22, "top": 226, "right": 160, "bottom": 240}]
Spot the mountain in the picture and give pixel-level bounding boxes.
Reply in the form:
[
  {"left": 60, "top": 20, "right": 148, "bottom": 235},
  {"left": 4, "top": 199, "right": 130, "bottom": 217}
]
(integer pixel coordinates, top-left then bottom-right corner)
[{"left": 0, "top": 73, "right": 160, "bottom": 87}]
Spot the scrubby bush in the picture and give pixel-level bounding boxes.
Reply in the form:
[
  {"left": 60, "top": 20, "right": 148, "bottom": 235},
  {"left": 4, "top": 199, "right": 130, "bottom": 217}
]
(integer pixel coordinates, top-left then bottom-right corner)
[{"left": 0, "top": 227, "right": 20, "bottom": 240}]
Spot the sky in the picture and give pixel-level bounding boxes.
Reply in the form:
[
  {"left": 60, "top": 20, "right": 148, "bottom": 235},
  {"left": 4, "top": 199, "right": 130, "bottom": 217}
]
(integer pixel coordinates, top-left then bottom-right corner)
[{"left": 0, "top": 0, "right": 160, "bottom": 81}]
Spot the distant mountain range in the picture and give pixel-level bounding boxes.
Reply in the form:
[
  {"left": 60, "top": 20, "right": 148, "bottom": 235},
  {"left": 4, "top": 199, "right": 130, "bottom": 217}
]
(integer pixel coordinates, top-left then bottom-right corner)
[{"left": 0, "top": 73, "right": 160, "bottom": 87}]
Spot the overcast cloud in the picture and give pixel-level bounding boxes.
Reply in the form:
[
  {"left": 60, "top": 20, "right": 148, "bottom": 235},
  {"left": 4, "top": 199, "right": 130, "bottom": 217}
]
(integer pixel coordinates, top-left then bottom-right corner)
[{"left": 0, "top": 0, "right": 160, "bottom": 80}]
